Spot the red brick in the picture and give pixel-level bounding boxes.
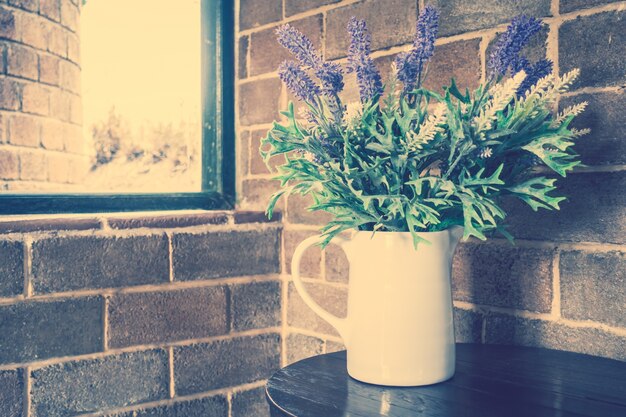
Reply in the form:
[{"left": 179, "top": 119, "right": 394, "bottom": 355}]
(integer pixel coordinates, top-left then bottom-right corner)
[
  {"left": 107, "top": 213, "right": 229, "bottom": 229},
  {"left": 0, "top": 149, "right": 19, "bottom": 179},
  {"left": 39, "top": 54, "right": 61, "bottom": 85},
  {"left": 63, "top": 123, "right": 84, "bottom": 154},
  {"left": 240, "top": 178, "right": 282, "bottom": 211},
  {"left": 60, "top": 0, "right": 79, "bottom": 32},
  {"left": 40, "top": 0, "right": 61, "bottom": 22},
  {"left": 250, "top": 128, "right": 271, "bottom": 174},
  {"left": 284, "top": 229, "right": 322, "bottom": 278},
  {"left": 239, "top": 78, "right": 282, "bottom": 126},
  {"left": 40, "top": 118, "right": 64, "bottom": 150},
  {"left": 49, "top": 88, "right": 71, "bottom": 121},
  {"left": 287, "top": 281, "right": 347, "bottom": 336},
  {"left": 0, "top": 78, "right": 21, "bottom": 111},
  {"left": 423, "top": 39, "right": 482, "bottom": 93},
  {"left": 67, "top": 32, "right": 79, "bottom": 63},
  {"left": 46, "top": 23, "right": 67, "bottom": 57},
  {"left": 286, "top": 193, "right": 333, "bottom": 226},
  {"left": 7, "top": 44, "right": 38, "bottom": 80},
  {"left": 8, "top": 114, "right": 40, "bottom": 147},
  {"left": 7, "top": 0, "right": 38, "bottom": 12},
  {"left": 47, "top": 152, "right": 71, "bottom": 183},
  {"left": 0, "top": 6, "right": 18, "bottom": 40},
  {"left": 22, "top": 83, "right": 50, "bottom": 116},
  {"left": 21, "top": 13, "right": 47, "bottom": 50},
  {"left": 59, "top": 60, "right": 80, "bottom": 93},
  {"left": 325, "top": 241, "right": 349, "bottom": 283},
  {"left": 19, "top": 150, "right": 47, "bottom": 181},
  {"left": 239, "top": 0, "right": 282, "bottom": 30}
]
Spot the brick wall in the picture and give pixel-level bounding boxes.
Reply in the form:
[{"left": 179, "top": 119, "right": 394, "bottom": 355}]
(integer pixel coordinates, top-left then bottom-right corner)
[
  {"left": 0, "top": 0, "right": 86, "bottom": 191},
  {"left": 236, "top": 0, "right": 626, "bottom": 364},
  {"left": 0, "top": 213, "right": 282, "bottom": 416}
]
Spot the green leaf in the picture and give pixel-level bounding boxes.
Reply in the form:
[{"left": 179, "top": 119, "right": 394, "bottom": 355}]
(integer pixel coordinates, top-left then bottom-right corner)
[{"left": 506, "top": 176, "right": 566, "bottom": 211}]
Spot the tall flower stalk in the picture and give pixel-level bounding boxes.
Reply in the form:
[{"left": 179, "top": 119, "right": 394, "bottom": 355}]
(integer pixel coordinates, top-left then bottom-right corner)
[{"left": 347, "top": 17, "right": 383, "bottom": 103}]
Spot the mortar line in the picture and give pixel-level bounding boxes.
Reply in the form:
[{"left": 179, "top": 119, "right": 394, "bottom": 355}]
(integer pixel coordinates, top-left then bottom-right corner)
[
  {"left": 23, "top": 366, "right": 30, "bottom": 417},
  {"left": 227, "top": 391, "right": 233, "bottom": 417},
  {"left": 168, "top": 347, "right": 175, "bottom": 399},
  {"left": 551, "top": 251, "right": 562, "bottom": 319},
  {"left": 166, "top": 232, "right": 174, "bottom": 283},
  {"left": 23, "top": 237, "right": 33, "bottom": 298},
  {"left": 287, "top": 326, "right": 343, "bottom": 343}
]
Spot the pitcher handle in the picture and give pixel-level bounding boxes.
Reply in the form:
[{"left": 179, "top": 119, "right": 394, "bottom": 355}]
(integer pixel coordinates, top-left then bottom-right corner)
[{"left": 291, "top": 235, "right": 349, "bottom": 344}]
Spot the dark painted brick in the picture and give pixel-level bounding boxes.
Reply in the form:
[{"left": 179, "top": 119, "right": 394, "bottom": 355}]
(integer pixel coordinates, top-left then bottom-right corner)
[
  {"left": 239, "top": 78, "right": 282, "bottom": 125},
  {"left": 0, "top": 240, "right": 23, "bottom": 297},
  {"left": 250, "top": 14, "right": 323, "bottom": 76},
  {"left": 31, "top": 350, "right": 169, "bottom": 417},
  {"left": 232, "top": 387, "right": 271, "bottom": 417},
  {"left": 107, "top": 213, "right": 229, "bottom": 229},
  {"left": 108, "top": 286, "right": 229, "bottom": 348},
  {"left": 241, "top": 179, "right": 283, "bottom": 211},
  {"left": 234, "top": 210, "right": 282, "bottom": 224},
  {"left": 284, "top": 229, "right": 322, "bottom": 278},
  {"left": 231, "top": 280, "right": 281, "bottom": 331},
  {"left": 426, "top": 0, "right": 551, "bottom": 37},
  {"left": 560, "top": 250, "right": 625, "bottom": 328},
  {"left": 0, "top": 297, "right": 103, "bottom": 364},
  {"left": 560, "top": 11, "right": 626, "bottom": 88},
  {"left": 0, "top": 218, "right": 101, "bottom": 234},
  {"left": 240, "top": 0, "right": 282, "bottom": 30},
  {"left": 286, "top": 193, "right": 333, "bottom": 226},
  {"left": 423, "top": 39, "right": 482, "bottom": 93},
  {"left": 561, "top": 90, "right": 626, "bottom": 166},
  {"left": 106, "top": 395, "right": 228, "bottom": 417},
  {"left": 8, "top": 0, "right": 38, "bottom": 13},
  {"left": 325, "top": 240, "right": 349, "bottom": 283},
  {"left": 288, "top": 281, "right": 347, "bottom": 336},
  {"left": 452, "top": 241, "right": 554, "bottom": 312},
  {"left": 326, "top": 0, "right": 417, "bottom": 59},
  {"left": 0, "top": 369, "right": 23, "bottom": 417},
  {"left": 174, "top": 333, "right": 281, "bottom": 395},
  {"left": 501, "top": 171, "right": 626, "bottom": 244},
  {"left": 286, "top": 332, "right": 324, "bottom": 365},
  {"left": 485, "top": 314, "right": 626, "bottom": 361},
  {"left": 561, "top": 0, "right": 621, "bottom": 13},
  {"left": 286, "top": 0, "right": 340, "bottom": 17},
  {"left": 238, "top": 35, "right": 248, "bottom": 79},
  {"left": 31, "top": 234, "right": 170, "bottom": 294},
  {"left": 454, "top": 308, "right": 483, "bottom": 343},
  {"left": 172, "top": 228, "right": 280, "bottom": 280}
]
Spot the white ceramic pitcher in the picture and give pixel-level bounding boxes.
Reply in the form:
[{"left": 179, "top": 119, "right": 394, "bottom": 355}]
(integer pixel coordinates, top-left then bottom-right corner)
[{"left": 291, "top": 227, "right": 464, "bottom": 386}]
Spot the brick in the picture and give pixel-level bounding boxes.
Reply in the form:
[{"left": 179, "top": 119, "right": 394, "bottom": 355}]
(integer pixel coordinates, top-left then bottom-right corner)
[
  {"left": 19, "top": 150, "right": 48, "bottom": 181},
  {"left": 231, "top": 280, "right": 281, "bottom": 331},
  {"left": 40, "top": 118, "right": 64, "bottom": 150},
  {"left": 62, "top": 122, "right": 83, "bottom": 153},
  {"left": 240, "top": 178, "right": 282, "bottom": 212},
  {"left": 286, "top": 193, "right": 333, "bottom": 225},
  {"left": 239, "top": 78, "right": 282, "bottom": 125},
  {"left": 66, "top": 32, "right": 79, "bottom": 63},
  {"left": 250, "top": 15, "right": 323, "bottom": 76},
  {"left": 7, "top": 44, "right": 38, "bottom": 80},
  {"left": 38, "top": 70, "right": 55, "bottom": 99},
  {"left": 560, "top": 250, "right": 625, "bottom": 328},
  {"left": 561, "top": 90, "right": 626, "bottom": 166},
  {"left": 7, "top": 0, "right": 38, "bottom": 12},
  {"left": 0, "top": 369, "right": 24, "bottom": 417},
  {"left": 21, "top": 13, "right": 47, "bottom": 50},
  {"left": 427, "top": 0, "right": 551, "bottom": 37},
  {"left": 326, "top": 0, "right": 417, "bottom": 59},
  {"left": 108, "top": 212, "right": 229, "bottom": 229},
  {"left": 485, "top": 314, "right": 626, "bottom": 361},
  {"left": 326, "top": 340, "right": 345, "bottom": 353},
  {"left": 31, "top": 349, "right": 169, "bottom": 417},
  {"left": 284, "top": 229, "right": 322, "bottom": 278},
  {"left": 423, "top": 39, "right": 482, "bottom": 93},
  {"left": 286, "top": 332, "right": 324, "bottom": 365},
  {"left": 0, "top": 149, "right": 19, "bottom": 180},
  {"left": 40, "top": 0, "right": 61, "bottom": 22},
  {"left": 231, "top": 387, "right": 270, "bottom": 417},
  {"left": 288, "top": 281, "right": 347, "bottom": 336},
  {"left": 22, "top": 83, "right": 50, "bottom": 115},
  {"left": 0, "top": 297, "right": 103, "bottom": 364},
  {"left": 8, "top": 114, "right": 40, "bottom": 147},
  {"left": 0, "top": 6, "right": 17, "bottom": 40},
  {"left": 173, "top": 228, "right": 280, "bottom": 281},
  {"left": 106, "top": 396, "right": 229, "bottom": 417},
  {"left": 46, "top": 152, "right": 71, "bottom": 182},
  {"left": 454, "top": 308, "right": 483, "bottom": 343},
  {"left": 501, "top": 172, "right": 626, "bottom": 244},
  {"left": 60, "top": 0, "right": 78, "bottom": 32},
  {"left": 250, "top": 128, "right": 271, "bottom": 175},
  {"left": 31, "top": 234, "right": 170, "bottom": 293},
  {"left": 49, "top": 88, "right": 71, "bottom": 121},
  {"left": 0, "top": 217, "right": 100, "bottom": 234},
  {"left": 238, "top": 35, "right": 248, "bottom": 79},
  {"left": 560, "top": 11, "right": 626, "bottom": 89},
  {"left": 108, "top": 287, "right": 229, "bottom": 348},
  {"left": 69, "top": 93, "right": 81, "bottom": 124},
  {"left": 286, "top": 0, "right": 340, "bottom": 17},
  {"left": 174, "top": 333, "right": 281, "bottom": 395},
  {"left": 239, "top": 130, "right": 250, "bottom": 174},
  {"left": 239, "top": 0, "right": 282, "bottom": 31},
  {"left": 452, "top": 241, "right": 554, "bottom": 312},
  {"left": 325, "top": 240, "right": 349, "bottom": 283},
  {"left": 0, "top": 240, "right": 23, "bottom": 298},
  {"left": 59, "top": 60, "right": 80, "bottom": 93},
  {"left": 46, "top": 24, "right": 67, "bottom": 57},
  {"left": 233, "top": 210, "right": 282, "bottom": 224},
  {"left": 561, "top": 0, "right": 621, "bottom": 13},
  {"left": 0, "top": 78, "right": 21, "bottom": 110},
  {"left": 0, "top": 113, "right": 4, "bottom": 142}
]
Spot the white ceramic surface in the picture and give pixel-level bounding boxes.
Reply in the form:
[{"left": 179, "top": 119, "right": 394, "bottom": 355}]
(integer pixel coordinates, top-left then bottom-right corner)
[{"left": 291, "top": 227, "right": 463, "bottom": 386}]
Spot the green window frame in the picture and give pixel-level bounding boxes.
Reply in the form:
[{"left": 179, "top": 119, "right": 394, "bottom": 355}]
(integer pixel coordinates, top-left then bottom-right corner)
[{"left": 0, "top": 0, "right": 235, "bottom": 215}]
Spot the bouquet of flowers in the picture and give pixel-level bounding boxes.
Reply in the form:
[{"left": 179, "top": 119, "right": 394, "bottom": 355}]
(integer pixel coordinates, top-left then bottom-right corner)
[{"left": 261, "top": 7, "right": 588, "bottom": 247}]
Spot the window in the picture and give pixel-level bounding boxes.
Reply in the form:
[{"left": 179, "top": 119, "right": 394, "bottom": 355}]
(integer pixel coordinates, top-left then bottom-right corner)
[{"left": 0, "top": 0, "right": 234, "bottom": 214}]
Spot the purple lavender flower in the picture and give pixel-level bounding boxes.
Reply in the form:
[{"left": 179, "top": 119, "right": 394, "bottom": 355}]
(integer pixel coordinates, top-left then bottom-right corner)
[
  {"left": 395, "top": 5, "right": 440, "bottom": 92},
  {"left": 347, "top": 17, "right": 383, "bottom": 102},
  {"left": 488, "top": 15, "right": 543, "bottom": 78},
  {"left": 275, "top": 24, "right": 344, "bottom": 96},
  {"left": 516, "top": 58, "right": 553, "bottom": 96},
  {"left": 278, "top": 61, "right": 321, "bottom": 102}
]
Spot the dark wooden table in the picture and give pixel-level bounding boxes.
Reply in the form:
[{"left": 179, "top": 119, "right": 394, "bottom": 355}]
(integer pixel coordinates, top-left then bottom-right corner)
[{"left": 266, "top": 343, "right": 626, "bottom": 417}]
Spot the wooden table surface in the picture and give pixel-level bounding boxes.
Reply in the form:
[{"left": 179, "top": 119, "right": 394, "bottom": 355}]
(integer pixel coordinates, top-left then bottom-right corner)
[{"left": 266, "top": 343, "right": 626, "bottom": 417}]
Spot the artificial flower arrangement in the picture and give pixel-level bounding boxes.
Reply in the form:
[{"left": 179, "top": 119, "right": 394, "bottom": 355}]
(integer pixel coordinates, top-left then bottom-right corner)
[{"left": 261, "top": 7, "right": 589, "bottom": 248}]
